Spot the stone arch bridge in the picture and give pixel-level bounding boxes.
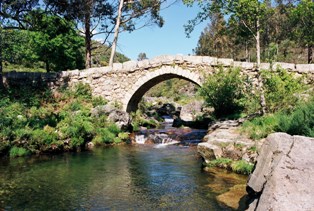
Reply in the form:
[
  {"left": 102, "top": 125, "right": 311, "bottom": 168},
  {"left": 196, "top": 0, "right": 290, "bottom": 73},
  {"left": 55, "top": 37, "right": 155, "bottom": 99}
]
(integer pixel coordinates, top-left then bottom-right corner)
[{"left": 3, "top": 55, "right": 314, "bottom": 112}]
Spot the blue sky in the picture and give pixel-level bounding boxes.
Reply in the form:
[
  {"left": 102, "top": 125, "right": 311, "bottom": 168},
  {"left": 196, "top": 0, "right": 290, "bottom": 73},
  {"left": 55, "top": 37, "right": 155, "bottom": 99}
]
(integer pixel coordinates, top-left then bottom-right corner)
[{"left": 104, "top": 2, "right": 208, "bottom": 60}]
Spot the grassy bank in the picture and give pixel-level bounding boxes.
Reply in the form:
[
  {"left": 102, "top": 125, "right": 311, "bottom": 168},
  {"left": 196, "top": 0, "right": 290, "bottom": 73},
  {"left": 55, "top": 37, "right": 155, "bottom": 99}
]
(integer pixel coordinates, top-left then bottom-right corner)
[
  {"left": 241, "top": 98, "right": 314, "bottom": 140},
  {"left": 0, "top": 83, "right": 129, "bottom": 157}
]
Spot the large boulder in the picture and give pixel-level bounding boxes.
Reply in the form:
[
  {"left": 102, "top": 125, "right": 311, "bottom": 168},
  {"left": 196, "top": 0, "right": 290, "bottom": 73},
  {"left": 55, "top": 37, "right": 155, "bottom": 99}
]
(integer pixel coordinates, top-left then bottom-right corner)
[
  {"left": 197, "top": 126, "right": 256, "bottom": 164},
  {"left": 92, "top": 104, "right": 130, "bottom": 130},
  {"left": 179, "top": 101, "right": 203, "bottom": 121},
  {"left": 246, "top": 133, "right": 314, "bottom": 211}
]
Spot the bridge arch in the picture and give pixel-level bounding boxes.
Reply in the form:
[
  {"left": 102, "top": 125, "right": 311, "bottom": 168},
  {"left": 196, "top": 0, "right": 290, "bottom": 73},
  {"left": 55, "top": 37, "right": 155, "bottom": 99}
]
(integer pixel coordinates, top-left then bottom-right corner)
[{"left": 122, "top": 66, "right": 203, "bottom": 112}]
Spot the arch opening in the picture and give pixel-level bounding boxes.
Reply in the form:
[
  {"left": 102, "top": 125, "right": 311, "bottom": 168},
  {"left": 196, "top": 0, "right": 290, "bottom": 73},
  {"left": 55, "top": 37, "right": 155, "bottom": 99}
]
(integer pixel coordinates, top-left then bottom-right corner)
[{"left": 126, "top": 73, "right": 201, "bottom": 113}]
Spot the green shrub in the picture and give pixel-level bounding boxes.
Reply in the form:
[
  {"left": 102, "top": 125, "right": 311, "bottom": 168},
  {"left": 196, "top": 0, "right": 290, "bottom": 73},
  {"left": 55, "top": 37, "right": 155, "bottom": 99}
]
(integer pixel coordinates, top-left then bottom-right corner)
[
  {"left": 199, "top": 67, "right": 247, "bottom": 118},
  {"left": 107, "top": 124, "right": 121, "bottom": 135},
  {"left": 0, "top": 83, "right": 127, "bottom": 157},
  {"left": 118, "top": 132, "right": 130, "bottom": 140},
  {"left": 93, "top": 128, "right": 116, "bottom": 144},
  {"left": 261, "top": 68, "right": 307, "bottom": 113},
  {"left": 242, "top": 99, "right": 314, "bottom": 139},
  {"left": 9, "top": 147, "right": 30, "bottom": 157},
  {"left": 241, "top": 114, "right": 281, "bottom": 140},
  {"left": 92, "top": 96, "right": 108, "bottom": 107},
  {"left": 231, "top": 160, "right": 254, "bottom": 175},
  {"left": 207, "top": 158, "right": 233, "bottom": 168},
  {"left": 73, "top": 83, "right": 92, "bottom": 99},
  {"left": 30, "top": 126, "right": 58, "bottom": 145},
  {"left": 113, "top": 137, "right": 122, "bottom": 144},
  {"left": 277, "top": 99, "right": 314, "bottom": 137}
]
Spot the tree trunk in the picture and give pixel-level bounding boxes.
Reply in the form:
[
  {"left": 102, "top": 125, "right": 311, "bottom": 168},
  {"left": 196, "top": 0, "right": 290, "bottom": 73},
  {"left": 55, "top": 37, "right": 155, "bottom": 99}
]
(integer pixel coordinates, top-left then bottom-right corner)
[
  {"left": 245, "top": 41, "right": 249, "bottom": 62},
  {"left": 46, "top": 59, "right": 50, "bottom": 72},
  {"left": 109, "top": 0, "right": 124, "bottom": 67},
  {"left": 0, "top": 29, "right": 3, "bottom": 89},
  {"left": 308, "top": 44, "right": 313, "bottom": 64},
  {"left": 85, "top": 6, "right": 92, "bottom": 69},
  {"left": 256, "top": 17, "right": 267, "bottom": 115}
]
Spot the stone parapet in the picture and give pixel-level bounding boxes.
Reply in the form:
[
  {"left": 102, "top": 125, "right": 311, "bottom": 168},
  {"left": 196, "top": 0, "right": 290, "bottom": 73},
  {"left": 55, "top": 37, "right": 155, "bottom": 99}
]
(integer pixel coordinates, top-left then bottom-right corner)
[{"left": 2, "top": 55, "right": 313, "bottom": 112}]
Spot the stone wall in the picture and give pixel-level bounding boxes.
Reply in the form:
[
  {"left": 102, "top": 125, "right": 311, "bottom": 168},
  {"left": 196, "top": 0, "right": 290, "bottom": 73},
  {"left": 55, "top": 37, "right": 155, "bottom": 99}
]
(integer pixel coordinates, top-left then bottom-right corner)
[{"left": 2, "top": 55, "right": 314, "bottom": 112}]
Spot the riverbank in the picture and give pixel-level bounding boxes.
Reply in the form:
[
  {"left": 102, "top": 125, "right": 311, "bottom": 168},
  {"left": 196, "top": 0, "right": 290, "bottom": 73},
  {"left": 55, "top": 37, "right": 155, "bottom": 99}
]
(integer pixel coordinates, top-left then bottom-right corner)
[{"left": 0, "top": 83, "right": 130, "bottom": 157}]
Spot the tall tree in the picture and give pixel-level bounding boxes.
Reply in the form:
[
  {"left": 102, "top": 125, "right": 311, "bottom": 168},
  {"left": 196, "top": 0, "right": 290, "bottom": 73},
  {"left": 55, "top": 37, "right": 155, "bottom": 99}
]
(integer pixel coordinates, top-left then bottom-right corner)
[
  {"left": 290, "top": 0, "right": 314, "bottom": 63},
  {"left": 46, "top": 0, "right": 115, "bottom": 68},
  {"left": 109, "top": 0, "right": 165, "bottom": 67},
  {"left": 194, "top": 12, "right": 231, "bottom": 58},
  {"left": 184, "top": 0, "right": 269, "bottom": 114},
  {"left": 137, "top": 52, "right": 148, "bottom": 61},
  {"left": 109, "top": 0, "right": 124, "bottom": 67}
]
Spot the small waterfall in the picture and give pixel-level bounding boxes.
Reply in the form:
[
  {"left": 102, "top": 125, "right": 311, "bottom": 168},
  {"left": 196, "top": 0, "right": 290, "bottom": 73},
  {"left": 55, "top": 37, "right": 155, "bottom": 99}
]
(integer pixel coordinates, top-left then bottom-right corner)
[
  {"left": 154, "top": 136, "right": 180, "bottom": 148},
  {"left": 135, "top": 135, "right": 146, "bottom": 144},
  {"left": 161, "top": 115, "right": 174, "bottom": 129}
]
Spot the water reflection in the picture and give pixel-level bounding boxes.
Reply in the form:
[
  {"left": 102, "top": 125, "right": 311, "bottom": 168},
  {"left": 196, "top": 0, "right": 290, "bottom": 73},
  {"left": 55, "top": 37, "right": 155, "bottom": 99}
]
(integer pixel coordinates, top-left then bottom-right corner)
[{"left": 0, "top": 145, "right": 245, "bottom": 210}]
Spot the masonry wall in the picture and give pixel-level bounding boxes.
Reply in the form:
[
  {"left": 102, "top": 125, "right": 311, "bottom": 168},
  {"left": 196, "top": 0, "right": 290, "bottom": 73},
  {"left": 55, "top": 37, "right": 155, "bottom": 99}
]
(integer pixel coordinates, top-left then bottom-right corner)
[{"left": 2, "top": 55, "right": 314, "bottom": 111}]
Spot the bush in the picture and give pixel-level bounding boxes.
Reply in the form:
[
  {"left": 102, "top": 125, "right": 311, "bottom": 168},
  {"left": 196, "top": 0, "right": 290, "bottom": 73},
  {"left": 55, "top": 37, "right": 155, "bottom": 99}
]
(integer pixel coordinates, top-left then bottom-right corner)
[
  {"left": 261, "top": 68, "right": 307, "bottom": 113},
  {"left": 9, "top": 147, "right": 30, "bottom": 157},
  {"left": 277, "top": 99, "right": 314, "bottom": 137},
  {"left": 199, "top": 67, "right": 248, "bottom": 118},
  {"left": 93, "top": 128, "right": 116, "bottom": 144},
  {"left": 207, "top": 158, "right": 232, "bottom": 168},
  {"left": 242, "top": 99, "right": 314, "bottom": 139},
  {"left": 241, "top": 114, "right": 281, "bottom": 140},
  {"left": 0, "top": 84, "right": 127, "bottom": 157},
  {"left": 231, "top": 160, "right": 254, "bottom": 175}
]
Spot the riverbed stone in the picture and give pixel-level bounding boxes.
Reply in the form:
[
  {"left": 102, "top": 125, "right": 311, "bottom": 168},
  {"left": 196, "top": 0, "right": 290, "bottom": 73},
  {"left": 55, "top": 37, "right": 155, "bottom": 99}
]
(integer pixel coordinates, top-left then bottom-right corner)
[
  {"left": 198, "top": 142, "right": 223, "bottom": 162},
  {"left": 246, "top": 133, "right": 314, "bottom": 211}
]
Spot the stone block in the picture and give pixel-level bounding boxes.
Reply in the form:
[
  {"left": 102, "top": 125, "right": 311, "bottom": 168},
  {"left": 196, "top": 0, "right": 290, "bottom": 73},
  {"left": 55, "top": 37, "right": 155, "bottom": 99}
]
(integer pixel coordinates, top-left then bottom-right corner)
[
  {"left": 202, "top": 56, "right": 218, "bottom": 65},
  {"left": 112, "top": 63, "right": 123, "bottom": 71},
  {"left": 217, "top": 58, "right": 234, "bottom": 66},
  {"left": 174, "top": 54, "right": 184, "bottom": 64},
  {"left": 153, "top": 55, "right": 175, "bottom": 65},
  {"left": 149, "top": 56, "right": 164, "bottom": 67},
  {"left": 260, "top": 63, "right": 270, "bottom": 70},
  {"left": 122, "top": 61, "right": 138, "bottom": 72},
  {"left": 234, "top": 61, "right": 254, "bottom": 70},
  {"left": 137, "top": 59, "right": 150, "bottom": 69},
  {"left": 197, "top": 142, "right": 223, "bottom": 163},
  {"left": 98, "top": 66, "right": 112, "bottom": 74},
  {"left": 296, "top": 64, "right": 314, "bottom": 73},
  {"left": 183, "top": 56, "right": 203, "bottom": 65},
  {"left": 272, "top": 62, "right": 295, "bottom": 71},
  {"left": 69, "top": 69, "right": 80, "bottom": 77}
]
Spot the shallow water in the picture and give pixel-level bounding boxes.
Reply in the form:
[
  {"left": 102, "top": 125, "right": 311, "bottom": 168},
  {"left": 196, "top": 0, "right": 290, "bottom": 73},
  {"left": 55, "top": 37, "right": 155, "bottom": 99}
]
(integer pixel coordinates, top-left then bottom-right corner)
[{"left": 0, "top": 145, "right": 247, "bottom": 210}]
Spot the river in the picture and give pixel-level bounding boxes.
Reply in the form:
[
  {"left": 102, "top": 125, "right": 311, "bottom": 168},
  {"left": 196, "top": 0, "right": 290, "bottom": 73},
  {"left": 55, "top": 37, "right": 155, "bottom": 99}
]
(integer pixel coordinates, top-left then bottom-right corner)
[{"left": 0, "top": 143, "right": 247, "bottom": 210}]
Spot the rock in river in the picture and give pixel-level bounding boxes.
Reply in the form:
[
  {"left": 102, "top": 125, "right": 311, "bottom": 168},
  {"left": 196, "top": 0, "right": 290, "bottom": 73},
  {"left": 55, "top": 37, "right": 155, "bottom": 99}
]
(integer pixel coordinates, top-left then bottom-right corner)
[{"left": 246, "top": 133, "right": 314, "bottom": 211}]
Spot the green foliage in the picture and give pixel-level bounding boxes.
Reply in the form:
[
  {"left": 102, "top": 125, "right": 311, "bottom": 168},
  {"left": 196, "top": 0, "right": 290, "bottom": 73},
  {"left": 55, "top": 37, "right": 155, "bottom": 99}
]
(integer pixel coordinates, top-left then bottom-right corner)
[
  {"left": 9, "top": 147, "right": 30, "bottom": 158},
  {"left": 93, "top": 128, "right": 116, "bottom": 144},
  {"left": 92, "top": 96, "right": 108, "bottom": 107},
  {"left": 277, "top": 99, "right": 314, "bottom": 137},
  {"left": 2, "top": 14, "right": 85, "bottom": 72},
  {"left": 199, "top": 67, "right": 247, "bottom": 118},
  {"left": 0, "top": 84, "right": 127, "bottom": 157},
  {"left": 118, "top": 132, "right": 130, "bottom": 140},
  {"left": 207, "top": 158, "right": 254, "bottom": 175},
  {"left": 242, "top": 99, "right": 314, "bottom": 139},
  {"left": 130, "top": 110, "right": 159, "bottom": 131},
  {"left": 72, "top": 83, "right": 93, "bottom": 100},
  {"left": 207, "top": 158, "right": 232, "bottom": 168},
  {"left": 261, "top": 68, "right": 307, "bottom": 113},
  {"left": 241, "top": 113, "right": 282, "bottom": 140},
  {"left": 290, "top": 0, "right": 314, "bottom": 63},
  {"left": 231, "top": 160, "right": 254, "bottom": 175}
]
